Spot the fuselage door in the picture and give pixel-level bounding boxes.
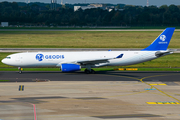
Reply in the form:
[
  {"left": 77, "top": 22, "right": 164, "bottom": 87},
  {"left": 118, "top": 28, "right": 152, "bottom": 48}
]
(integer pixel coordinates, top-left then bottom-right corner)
[
  {"left": 16, "top": 55, "right": 23, "bottom": 63},
  {"left": 16, "top": 55, "right": 20, "bottom": 62}
]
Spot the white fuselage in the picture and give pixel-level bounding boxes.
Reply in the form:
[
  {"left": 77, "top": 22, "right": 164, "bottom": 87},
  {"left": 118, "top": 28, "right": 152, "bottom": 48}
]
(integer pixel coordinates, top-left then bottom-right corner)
[{"left": 1, "top": 51, "right": 159, "bottom": 68}]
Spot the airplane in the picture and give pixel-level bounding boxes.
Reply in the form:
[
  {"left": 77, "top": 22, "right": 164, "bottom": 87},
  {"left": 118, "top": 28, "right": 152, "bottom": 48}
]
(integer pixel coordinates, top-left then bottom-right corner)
[{"left": 1, "top": 28, "right": 175, "bottom": 74}]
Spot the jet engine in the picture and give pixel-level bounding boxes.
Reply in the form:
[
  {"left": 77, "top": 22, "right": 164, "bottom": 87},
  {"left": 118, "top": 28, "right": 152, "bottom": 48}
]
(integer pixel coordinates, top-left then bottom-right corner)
[{"left": 61, "top": 64, "right": 81, "bottom": 72}]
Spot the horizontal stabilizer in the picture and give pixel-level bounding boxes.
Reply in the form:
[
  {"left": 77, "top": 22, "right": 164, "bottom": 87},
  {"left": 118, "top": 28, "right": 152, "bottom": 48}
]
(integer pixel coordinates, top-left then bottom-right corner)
[{"left": 155, "top": 49, "right": 176, "bottom": 57}]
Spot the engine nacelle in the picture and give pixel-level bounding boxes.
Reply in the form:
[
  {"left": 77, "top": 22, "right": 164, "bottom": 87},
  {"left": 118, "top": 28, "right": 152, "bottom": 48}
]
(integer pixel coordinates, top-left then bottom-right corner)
[{"left": 61, "top": 64, "right": 81, "bottom": 72}]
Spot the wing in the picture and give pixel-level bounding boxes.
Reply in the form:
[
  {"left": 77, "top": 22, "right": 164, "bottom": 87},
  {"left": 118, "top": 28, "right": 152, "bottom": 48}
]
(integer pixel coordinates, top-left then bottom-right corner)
[
  {"left": 77, "top": 58, "right": 110, "bottom": 65},
  {"left": 56, "top": 54, "right": 124, "bottom": 66},
  {"left": 77, "top": 54, "right": 124, "bottom": 65}
]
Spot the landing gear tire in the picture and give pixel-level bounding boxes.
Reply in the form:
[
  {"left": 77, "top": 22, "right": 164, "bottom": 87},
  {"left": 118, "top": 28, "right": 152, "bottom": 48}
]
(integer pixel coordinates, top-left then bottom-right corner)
[
  {"left": 85, "top": 69, "right": 90, "bottom": 74},
  {"left": 91, "top": 69, "right": 95, "bottom": 74},
  {"left": 84, "top": 69, "right": 95, "bottom": 74}
]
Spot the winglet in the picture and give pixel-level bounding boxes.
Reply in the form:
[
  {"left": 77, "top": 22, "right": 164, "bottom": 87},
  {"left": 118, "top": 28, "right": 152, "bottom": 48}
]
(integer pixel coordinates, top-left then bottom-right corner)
[
  {"left": 116, "top": 54, "right": 124, "bottom": 58},
  {"left": 141, "top": 28, "right": 175, "bottom": 51}
]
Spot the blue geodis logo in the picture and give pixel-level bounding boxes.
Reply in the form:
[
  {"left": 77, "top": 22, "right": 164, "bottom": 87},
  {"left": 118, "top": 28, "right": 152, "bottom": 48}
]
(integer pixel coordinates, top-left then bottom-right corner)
[
  {"left": 159, "top": 35, "right": 167, "bottom": 44},
  {"left": 35, "top": 54, "right": 65, "bottom": 61},
  {"left": 36, "top": 54, "right": 44, "bottom": 61}
]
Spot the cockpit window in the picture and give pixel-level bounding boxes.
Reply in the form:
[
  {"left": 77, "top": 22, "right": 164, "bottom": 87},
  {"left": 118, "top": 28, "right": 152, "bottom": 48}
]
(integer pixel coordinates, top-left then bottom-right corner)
[{"left": 6, "top": 57, "right": 11, "bottom": 59}]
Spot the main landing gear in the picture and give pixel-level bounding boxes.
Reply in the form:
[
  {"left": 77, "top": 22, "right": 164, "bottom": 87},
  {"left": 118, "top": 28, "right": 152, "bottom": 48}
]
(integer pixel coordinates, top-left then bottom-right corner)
[{"left": 84, "top": 69, "right": 95, "bottom": 74}]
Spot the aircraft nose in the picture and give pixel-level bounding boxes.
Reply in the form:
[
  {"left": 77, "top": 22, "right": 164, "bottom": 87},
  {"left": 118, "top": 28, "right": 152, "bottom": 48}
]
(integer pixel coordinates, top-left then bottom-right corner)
[{"left": 1, "top": 58, "right": 6, "bottom": 64}]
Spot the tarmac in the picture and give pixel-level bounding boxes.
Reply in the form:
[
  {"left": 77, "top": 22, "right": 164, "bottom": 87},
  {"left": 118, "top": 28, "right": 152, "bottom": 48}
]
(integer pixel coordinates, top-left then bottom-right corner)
[
  {"left": 1, "top": 28, "right": 180, "bottom": 119},
  {"left": 0, "top": 71, "right": 180, "bottom": 120}
]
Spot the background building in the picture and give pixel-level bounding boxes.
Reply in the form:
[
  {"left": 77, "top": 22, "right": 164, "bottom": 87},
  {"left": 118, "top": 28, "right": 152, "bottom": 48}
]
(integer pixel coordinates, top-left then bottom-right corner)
[
  {"left": 1, "top": 22, "right": 8, "bottom": 27},
  {"left": 74, "top": 4, "right": 116, "bottom": 12},
  {"left": 51, "top": 0, "right": 57, "bottom": 10}
]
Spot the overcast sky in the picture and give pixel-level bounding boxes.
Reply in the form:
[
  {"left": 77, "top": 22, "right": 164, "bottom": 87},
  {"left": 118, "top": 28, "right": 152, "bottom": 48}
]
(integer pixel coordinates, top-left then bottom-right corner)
[{"left": 1, "top": 0, "right": 180, "bottom": 6}]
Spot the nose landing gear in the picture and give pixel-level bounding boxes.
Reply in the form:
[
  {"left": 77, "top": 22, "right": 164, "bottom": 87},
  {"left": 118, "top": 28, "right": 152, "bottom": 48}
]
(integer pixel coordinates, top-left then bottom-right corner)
[{"left": 18, "top": 67, "right": 23, "bottom": 74}]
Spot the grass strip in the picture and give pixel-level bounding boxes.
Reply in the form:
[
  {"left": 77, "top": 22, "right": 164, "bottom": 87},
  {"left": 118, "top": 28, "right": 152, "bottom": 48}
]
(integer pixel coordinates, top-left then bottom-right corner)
[
  {"left": 0, "top": 80, "right": 10, "bottom": 82},
  {"left": 0, "top": 31, "right": 180, "bottom": 48}
]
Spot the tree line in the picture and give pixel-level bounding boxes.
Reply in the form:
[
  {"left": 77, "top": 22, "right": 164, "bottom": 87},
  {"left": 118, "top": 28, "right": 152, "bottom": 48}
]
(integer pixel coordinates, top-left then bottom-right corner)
[{"left": 0, "top": 1, "right": 180, "bottom": 26}]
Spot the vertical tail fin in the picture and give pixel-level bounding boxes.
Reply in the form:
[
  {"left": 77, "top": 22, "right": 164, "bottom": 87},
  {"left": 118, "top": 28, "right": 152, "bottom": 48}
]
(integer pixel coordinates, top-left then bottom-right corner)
[{"left": 142, "top": 28, "right": 175, "bottom": 51}]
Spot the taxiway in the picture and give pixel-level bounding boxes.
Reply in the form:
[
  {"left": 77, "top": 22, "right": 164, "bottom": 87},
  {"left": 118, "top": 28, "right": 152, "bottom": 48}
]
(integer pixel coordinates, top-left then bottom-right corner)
[{"left": 0, "top": 71, "right": 180, "bottom": 120}]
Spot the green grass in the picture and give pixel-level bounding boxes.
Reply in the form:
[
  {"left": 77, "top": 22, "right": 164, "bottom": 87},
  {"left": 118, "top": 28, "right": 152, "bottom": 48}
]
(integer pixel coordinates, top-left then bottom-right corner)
[
  {"left": 0, "top": 31, "right": 180, "bottom": 48},
  {"left": 0, "top": 80, "right": 10, "bottom": 82}
]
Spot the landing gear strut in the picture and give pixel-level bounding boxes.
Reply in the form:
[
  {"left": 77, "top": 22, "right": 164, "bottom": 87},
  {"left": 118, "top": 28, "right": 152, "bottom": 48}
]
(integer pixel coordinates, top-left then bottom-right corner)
[
  {"left": 18, "top": 67, "right": 22, "bottom": 74},
  {"left": 84, "top": 69, "right": 95, "bottom": 74}
]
